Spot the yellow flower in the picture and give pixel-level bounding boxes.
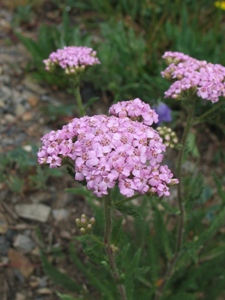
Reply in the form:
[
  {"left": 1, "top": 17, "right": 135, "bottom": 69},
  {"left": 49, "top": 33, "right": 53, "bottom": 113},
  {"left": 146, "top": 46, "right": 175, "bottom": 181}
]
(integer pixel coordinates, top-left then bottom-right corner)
[{"left": 215, "top": 1, "right": 225, "bottom": 10}]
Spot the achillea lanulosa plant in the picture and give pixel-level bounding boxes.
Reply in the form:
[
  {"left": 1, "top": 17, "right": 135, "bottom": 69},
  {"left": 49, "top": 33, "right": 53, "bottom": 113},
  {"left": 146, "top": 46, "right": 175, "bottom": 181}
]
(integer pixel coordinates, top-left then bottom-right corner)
[
  {"left": 153, "top": 51, "right": 225, "bottom": 300},
  {"left": 38, "top": 98, "right": 179, "bottom": 300},
  {"left": 37, "top": 50, "right": 225, "bottom": 300}
]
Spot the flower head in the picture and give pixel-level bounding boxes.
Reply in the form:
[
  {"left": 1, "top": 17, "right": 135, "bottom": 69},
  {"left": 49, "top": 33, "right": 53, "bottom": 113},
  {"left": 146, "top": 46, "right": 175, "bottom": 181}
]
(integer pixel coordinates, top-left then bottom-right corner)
[
  {"left": 37, "top": 99, "right": 178, "bottom": 198},
  {"left": 109, "top": 98, "right": 159, "bottom": 125},
  {"left": 161, "top": 51, "right": 225, "bottom": 103},
  {"left": 154, "top": 102, "right": 172, "bottom": 125},
  {"left": 215, "top": 1, "right": 225, "bottom": 10},
  {"left": 43, "top": 46, "right": 100, "bottom": 75}
]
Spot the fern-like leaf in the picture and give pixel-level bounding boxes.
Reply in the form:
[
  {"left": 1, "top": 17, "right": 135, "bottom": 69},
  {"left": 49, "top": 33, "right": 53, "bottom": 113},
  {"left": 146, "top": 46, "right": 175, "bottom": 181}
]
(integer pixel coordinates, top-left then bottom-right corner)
[{"left": 113, "top": 204, "right": 143, "bottom": 219}]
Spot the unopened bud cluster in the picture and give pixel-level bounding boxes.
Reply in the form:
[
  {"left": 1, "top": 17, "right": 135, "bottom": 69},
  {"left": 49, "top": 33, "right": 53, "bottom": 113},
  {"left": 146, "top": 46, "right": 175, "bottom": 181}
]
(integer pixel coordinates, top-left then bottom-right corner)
[
  {"left": 75, "top": 214, "right": 95, "bottom": 235},
  {"left": 157, "top": 126, "right": 178, "bottom": 148}
]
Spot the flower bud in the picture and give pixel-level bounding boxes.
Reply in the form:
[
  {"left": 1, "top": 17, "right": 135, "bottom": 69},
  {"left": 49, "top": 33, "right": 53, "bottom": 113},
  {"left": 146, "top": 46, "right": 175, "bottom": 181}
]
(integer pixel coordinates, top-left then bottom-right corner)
[
  {"left": 80, "top": 227, "right": 86, "bottom": 235},
  {"left": 75, "top": 218, "right": 81, "bottom": 227},
  {"left": 169, "top": 178, "right": 179, "bottom": 186},
  {"left": 110, "top": 244, "right": 119, "bottom": 253},
  {"left": 89, "top": 217, "right": 96, "bottom": 225},
  {"left": 81, "top": 217, "right": 87, "bottom": 225}
]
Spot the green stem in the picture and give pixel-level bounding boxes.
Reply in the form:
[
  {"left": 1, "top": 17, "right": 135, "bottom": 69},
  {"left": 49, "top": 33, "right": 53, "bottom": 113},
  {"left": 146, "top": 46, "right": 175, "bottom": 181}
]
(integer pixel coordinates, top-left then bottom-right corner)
[
  {"left": 194, "top": 98, "right": 225, "bottom": 124},
  {"left": 74, "top": 85, "right": 85, "bottom": 117},
  {"left": 103, "top": 193, "right": 127, "bottom": 300},
  {"left": 154, "top": 102, "right": 196, "bottom": 300},
  {"left": 175, "top": 103, "right": 195, "bottom": 251},
  {"left": 90, "top": 234, "right": 104, "bottom": 247}
]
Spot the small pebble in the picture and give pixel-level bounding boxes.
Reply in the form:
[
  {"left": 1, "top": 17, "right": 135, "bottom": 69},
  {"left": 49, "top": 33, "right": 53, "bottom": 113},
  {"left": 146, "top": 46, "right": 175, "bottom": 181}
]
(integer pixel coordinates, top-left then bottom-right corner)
[{"left": 13, "top": 234, "right": 35, "bottom": 253}]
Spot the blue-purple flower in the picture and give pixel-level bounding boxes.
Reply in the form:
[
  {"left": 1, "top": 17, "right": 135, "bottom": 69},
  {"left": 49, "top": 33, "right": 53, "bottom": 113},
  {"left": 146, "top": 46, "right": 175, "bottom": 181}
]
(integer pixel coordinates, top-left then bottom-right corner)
[{"left": 154, "top": 102, "right": 172, "bottom": 125}]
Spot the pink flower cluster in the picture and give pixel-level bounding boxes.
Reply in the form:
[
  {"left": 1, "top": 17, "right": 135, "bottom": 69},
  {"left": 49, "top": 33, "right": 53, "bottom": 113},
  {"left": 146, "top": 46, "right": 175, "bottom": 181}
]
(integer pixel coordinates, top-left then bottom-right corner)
[
  {"left": 37, "top": 99, "right": 178, "bottom": 198},
  {"left": 161, "top": 51, "right": 225, "bottom": 103},
  {"left": 109, "top": 98, "right": 159, "bottom": 125},
  {"left": 43, "top": 46, "right": 100, "bottom": 74}
]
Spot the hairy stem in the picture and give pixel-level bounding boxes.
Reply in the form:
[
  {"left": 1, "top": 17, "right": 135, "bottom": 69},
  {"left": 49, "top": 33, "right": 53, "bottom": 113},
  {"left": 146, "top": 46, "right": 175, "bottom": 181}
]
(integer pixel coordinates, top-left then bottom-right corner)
[
  {"left": 154, "top": 102, "right": 195, "bottom": 300},
  {"left": 103, "top": 193, "right": 127, "bottom": 300},
  {"left": 175, "top": 104, "right": 195, "bottom": 251},
  {"left": 74, "top": 85, "right": 85, "bottom": 117}
]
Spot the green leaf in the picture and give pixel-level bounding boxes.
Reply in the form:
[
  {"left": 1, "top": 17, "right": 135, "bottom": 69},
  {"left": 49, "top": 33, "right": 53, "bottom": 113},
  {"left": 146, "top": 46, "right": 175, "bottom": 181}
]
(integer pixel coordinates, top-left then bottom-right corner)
[
  {"left": 40, "top": 253, "right": 81, "bottom": 292},
  {"left": 66, "top": 167, "right": 75, "bottom": 179},
  {"left": 65, "top": 187, "right": 92, "bottom": 197},
  {"left": 84, "top": 97, "right": 99, "bottom": 111},
  {"left": 57, "top": 293, "right": 78, "bottom": 300},
  {"left": 111, "top": 219, "right": 123, "bottom": 246},
  {"left": 112, "top": 204, "right": 143, "bottom": 219},
  {"left": 196, "top": 204, "right": 225, "bottom": 247},
  {"left": 186, "top": 131, "right": 200, "bottom": 158},
  {"left": 69, "top": 243, "right": 115, "bottom": 299},
  {"left": 136, "top": 266, "right": 150, "bottom": 275}
]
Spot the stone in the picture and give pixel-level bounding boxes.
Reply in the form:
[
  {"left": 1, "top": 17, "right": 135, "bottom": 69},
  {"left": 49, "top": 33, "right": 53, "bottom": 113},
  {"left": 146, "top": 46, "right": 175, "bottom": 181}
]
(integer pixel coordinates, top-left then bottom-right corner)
[
  {"left": 0, "top": 236, "right": 10, "bottom": 256},
  {"left": 15, "top": 204, "right": 51, "bottom": 222},
  {"left": 13, "top": 234, "right": 35, "bottom": 253},
  {"left": 29, "top": 192, "right": 52, "bottom": 204},
  {"left": 22, "top": 77, "right": 46, "bottom": 95},
  {"left": 15, "top": 293, "right": 26, "bottom": 300},
  {"left": 28, "top": 95, "right": 39, "bottom": 107},
  {"left": 22, "top": 111, "right": 33, "bottom": 121},
  {"left": 8, "top": 248, "right": 34, "bottom": 278},
  {"left": 15, "top": 103, "right": 26, "bottom": 116},
  {"left": 37, "top": 287, "right": 51, "bottom": 295},
  {"left": 52, "top": 209, "right": 69, "bottom": 221},
  {"left": 22, "top": 145, "right": 32, "bottom": 152},
  {"left": 0, "top": 212, "right": 8, "bottom": 234}
]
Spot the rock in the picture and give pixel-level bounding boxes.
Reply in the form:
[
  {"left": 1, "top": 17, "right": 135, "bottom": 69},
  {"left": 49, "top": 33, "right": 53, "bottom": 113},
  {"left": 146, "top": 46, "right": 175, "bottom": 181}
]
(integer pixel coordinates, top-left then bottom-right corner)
[
  {"left": 31, "top": 247, "right": 40, "bottom": 256},
  {"left": 60, "top": 230, "right": 71, "bottom": 240},
  {"left": 0, "top": 236, "right": 10, "bottom": 256},
  {"left": 29, "top": 192, "right": 52, "bottom": 204},
  {"left": 5, "top": 229, "right": 17, "bottom": 244},
  {"left": 0, "top": 212, "right": 8, "bottom": 234},
  {"left": 3, "top": 113, "right": 15, "bottom": 122},
  {"left": 52, "top": 209, "right": 69, "bottom": 221},
  {"left": 15, "top": 204, "right": 51, "bottom": 222},
  {"left": 22, "top": 145, "right": 32, "bottom": 152},
  {"left": 8, "top": 248, "right": 34, "bottom": 278},
  {"left": 22, "top": 77, "right": 46, "bottom": 95},
  {"left": 15, "top": 103, "right": 26, "bottom": 116},
  {"left": 22, "top": 111, "right": 33, "bottom": 121},
  {"left": 39, "top": 276, "right": 48, "bottom": 288},
  {"left": 13, "top": 234, "right": 35, "bottom": 253},
  {"left": 28, "top": 95, "right": 39, "bottom": 107},
  {"left": 37, "top": 287, "right": 51, "bottom": 295},
  {"left": 15, "top": 293, "right": 26, "bottom": 300},
  {"left": 29, "top": 277, "right": 39, "bottom": 288}
]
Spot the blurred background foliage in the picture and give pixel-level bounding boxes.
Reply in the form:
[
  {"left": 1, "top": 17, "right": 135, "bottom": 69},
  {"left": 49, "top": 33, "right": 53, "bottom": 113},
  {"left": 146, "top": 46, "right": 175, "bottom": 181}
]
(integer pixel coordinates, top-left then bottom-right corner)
[
  {"left": 14, "top": 0, "right": 225, "bottom": 103},
  {"left": 13, "top": 0, "right": 225, "bottom": 139}
]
